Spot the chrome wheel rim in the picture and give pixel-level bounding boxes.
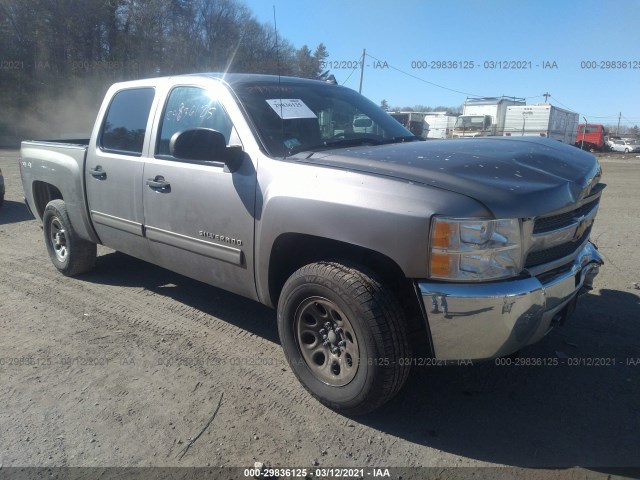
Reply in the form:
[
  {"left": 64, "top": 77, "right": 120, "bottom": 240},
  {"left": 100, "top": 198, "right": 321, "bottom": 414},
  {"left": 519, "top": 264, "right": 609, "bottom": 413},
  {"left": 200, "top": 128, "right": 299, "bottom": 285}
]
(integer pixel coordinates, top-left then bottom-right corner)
[
  {"left": 294, "top": 296, "right": 360, "bottom": 386},
  {"left": 50, "top": 217, "right": 68, "bottom": 262}
]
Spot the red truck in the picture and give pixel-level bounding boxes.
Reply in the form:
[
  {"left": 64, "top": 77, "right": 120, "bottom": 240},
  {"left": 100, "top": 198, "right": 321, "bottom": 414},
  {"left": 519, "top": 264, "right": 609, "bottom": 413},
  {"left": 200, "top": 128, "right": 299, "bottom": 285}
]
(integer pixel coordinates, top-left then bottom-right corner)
[{"left": 575, "top": 124, "right": 607, "bottom": 152}]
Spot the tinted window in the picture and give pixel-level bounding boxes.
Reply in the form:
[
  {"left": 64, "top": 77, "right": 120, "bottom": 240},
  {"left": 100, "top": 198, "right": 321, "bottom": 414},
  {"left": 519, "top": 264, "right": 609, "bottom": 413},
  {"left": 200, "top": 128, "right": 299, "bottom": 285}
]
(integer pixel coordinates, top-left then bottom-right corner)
[
  {"left": 100, "top": 88, "right": 155, "bottom": 155},
  {"left": 157, "top": 86, "right": 233, "bottom": 156}
]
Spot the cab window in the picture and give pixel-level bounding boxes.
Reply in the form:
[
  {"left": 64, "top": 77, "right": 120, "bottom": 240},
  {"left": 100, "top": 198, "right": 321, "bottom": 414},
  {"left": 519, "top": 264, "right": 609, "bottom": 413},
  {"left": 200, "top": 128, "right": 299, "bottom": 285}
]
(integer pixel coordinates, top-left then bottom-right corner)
[
  {"left": 157, "top": 86, "right": 233, "bottom": 157},
  {"left": 100, "top": 88, "right": 155, "bottom": 155}
]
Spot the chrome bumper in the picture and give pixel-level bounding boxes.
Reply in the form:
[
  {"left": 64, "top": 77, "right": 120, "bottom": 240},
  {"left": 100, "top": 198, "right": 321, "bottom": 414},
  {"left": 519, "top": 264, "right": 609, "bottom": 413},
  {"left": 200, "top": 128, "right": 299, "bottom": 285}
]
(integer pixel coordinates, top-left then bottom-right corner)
[{"left": 417, "top": 242, "right": 603, "bottom": 360}]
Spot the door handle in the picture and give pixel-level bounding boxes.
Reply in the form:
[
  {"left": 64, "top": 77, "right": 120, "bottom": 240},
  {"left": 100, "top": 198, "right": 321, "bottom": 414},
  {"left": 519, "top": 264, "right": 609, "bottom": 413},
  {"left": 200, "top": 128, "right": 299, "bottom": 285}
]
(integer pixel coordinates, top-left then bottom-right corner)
[
  {"left": 89, "top": 166, "right": 106, "bottom": 179},
  {"left": 146, "top": 176, "right": 171, "bottom": 191}
]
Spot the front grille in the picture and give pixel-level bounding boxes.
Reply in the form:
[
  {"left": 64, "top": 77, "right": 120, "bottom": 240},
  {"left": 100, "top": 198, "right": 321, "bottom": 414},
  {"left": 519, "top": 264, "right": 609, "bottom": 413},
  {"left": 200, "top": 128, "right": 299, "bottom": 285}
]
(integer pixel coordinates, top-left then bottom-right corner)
[
  {"left": 533, "top": 198, "right": 599, "bottom": 234},
  {"left": 525, "top": 225, "right": 592, "bottom": 268}
]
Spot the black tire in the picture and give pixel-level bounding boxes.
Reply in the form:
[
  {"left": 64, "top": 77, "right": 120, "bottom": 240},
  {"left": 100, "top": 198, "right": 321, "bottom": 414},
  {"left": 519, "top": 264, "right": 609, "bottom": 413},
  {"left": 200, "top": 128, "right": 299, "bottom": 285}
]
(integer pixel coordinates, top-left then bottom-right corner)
[
  {"left": 277, "top": 261, "right": 411, "bottom": 415},
  {"left": 42, "top": 199, "right": 96, "bottom": 276}
]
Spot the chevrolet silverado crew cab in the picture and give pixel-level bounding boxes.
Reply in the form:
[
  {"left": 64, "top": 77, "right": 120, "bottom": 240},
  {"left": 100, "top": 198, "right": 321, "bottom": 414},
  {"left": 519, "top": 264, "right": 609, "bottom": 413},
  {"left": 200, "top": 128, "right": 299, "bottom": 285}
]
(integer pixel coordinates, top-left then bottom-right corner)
[{"left": 20, "top": 73, "right": 604, "bottom": 414}]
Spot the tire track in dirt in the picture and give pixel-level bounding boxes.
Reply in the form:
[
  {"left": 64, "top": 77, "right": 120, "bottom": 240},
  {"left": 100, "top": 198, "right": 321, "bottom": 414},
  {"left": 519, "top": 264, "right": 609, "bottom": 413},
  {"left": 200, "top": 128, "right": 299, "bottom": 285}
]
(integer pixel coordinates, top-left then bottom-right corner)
[{"left": 0, "top": 245, "right": 405, "bottom": 466}]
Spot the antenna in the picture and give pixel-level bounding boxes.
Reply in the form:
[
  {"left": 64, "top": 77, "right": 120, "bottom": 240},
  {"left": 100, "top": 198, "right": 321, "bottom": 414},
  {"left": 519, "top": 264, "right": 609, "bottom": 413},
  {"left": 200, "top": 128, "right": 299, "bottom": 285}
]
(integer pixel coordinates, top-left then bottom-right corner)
[
  {"left": 358, "top": 48, "right": 365, "bottom": 93},
  {"left": 273, "top": 6, "right": 282, "bottom": 88},
  {"left": 273, "top": 6, "right": 285, "bottom": 156}
]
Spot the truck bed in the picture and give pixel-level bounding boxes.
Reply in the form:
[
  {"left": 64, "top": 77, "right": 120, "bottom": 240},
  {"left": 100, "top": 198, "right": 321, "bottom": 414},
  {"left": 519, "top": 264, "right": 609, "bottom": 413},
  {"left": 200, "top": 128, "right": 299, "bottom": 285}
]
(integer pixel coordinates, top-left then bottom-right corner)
[
  {"left": 20, "top": 139, "right": 98, "bottom": 243},
  {"left": 24, "top": 138, "right": 90, "bottom": 147}
]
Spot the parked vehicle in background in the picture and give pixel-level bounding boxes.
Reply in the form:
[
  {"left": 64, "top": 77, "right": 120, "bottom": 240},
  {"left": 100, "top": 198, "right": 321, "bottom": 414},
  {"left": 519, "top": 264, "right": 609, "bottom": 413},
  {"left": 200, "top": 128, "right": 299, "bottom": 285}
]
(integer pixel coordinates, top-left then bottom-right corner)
[
  {"left": 575, "top": 124, "right": 608, "bottom": 152},
  {"left": 0, "top": 167, "right": 5, "bottom": 206},
  {"left": 389, "top": 111, "right": 428, "bottom": 138},
  {"left": 610, "top": 139, "right": 640, "bottom": 153},
  {"left": 606, "top": 135, "right": 621, "bottom": 150},
  {"left": 423, "top": 112, "right": 457, "bottom": 139},
  {"left": 352, "top": 114, "right": 377, "bottom": 134},
  {"left": 19, "top": 73, "right": 605, "bottom": 414},
  {"left": 503, "top": 104, "right": 578, "bottom": 144},
  {"left": 452, "top": 96, "right": 525, "bottom": 138}
]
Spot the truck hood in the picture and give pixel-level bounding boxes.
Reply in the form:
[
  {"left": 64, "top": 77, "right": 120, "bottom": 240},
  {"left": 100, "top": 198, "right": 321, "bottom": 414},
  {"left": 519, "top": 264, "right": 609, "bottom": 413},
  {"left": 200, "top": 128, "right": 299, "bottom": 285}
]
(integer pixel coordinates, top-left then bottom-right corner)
[{"left": 293, "top": 137, "right": 602, "bottom": 218}]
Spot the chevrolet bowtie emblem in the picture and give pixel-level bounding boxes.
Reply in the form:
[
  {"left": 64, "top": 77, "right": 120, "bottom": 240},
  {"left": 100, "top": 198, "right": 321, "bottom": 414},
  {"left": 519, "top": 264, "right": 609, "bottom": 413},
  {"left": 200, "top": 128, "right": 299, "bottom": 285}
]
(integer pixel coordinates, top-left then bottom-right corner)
[{"left": 573, "top": 217, "right": 589, "bottom": 242}]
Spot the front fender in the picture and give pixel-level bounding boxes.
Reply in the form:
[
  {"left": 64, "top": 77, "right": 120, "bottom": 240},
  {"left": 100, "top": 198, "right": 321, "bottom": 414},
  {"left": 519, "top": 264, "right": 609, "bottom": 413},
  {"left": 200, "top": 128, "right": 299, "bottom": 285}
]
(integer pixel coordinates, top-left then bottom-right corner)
[{"left": 253, "top": 158, "right": 490, "bottom": 306}]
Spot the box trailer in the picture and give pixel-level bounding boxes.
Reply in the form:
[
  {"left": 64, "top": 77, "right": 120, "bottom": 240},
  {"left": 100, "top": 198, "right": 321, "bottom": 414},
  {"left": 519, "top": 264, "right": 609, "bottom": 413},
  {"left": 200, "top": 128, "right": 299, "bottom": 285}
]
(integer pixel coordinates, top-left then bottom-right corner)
[
  {"left": 423, "top": 112, "right": 457, "bottom": 139},
  {"left": 389, "top": 112, "right": 428, "bottom": 139},
  {"left": 503, "top": 104, "right": 579, "bottom": 144}
]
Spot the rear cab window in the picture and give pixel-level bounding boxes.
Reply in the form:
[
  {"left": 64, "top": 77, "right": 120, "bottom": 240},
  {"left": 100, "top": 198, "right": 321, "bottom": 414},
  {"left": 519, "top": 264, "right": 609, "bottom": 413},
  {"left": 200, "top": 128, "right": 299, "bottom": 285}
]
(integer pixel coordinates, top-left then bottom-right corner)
[{"left": 100, "top": 88, "right": 155, "bottom": 156}]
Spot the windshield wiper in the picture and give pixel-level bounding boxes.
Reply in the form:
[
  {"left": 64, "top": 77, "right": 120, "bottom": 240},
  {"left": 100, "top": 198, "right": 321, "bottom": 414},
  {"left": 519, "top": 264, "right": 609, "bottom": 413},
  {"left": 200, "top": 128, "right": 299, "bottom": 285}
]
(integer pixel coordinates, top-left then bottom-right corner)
[
  {"left": 381, "top": 135, "right": 422, "bottom": 144},
  {"left": 288, "top": 135, "right": 421, "bottom": 156},
  {"left": 323, "top": 137, "right": 385, "bottom": 148},
  {"left": 288, "top": 137, "right": 384, "bottom": 155}
]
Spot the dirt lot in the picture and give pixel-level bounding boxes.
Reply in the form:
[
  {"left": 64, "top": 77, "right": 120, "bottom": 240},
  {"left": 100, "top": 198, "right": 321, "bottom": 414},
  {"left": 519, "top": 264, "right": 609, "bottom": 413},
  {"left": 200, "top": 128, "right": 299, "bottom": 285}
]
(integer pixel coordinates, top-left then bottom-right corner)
[{"left": 0, "top": 148, "right": 638, "bottom": 478}]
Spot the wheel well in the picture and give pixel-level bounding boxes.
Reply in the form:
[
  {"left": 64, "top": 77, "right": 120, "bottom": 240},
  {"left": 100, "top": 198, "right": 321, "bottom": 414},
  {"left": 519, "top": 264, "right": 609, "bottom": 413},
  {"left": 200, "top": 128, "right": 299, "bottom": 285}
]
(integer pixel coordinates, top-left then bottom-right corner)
[
  {"left": 32, "top": 181, "right": 63, "bottom": 220},
  {"left": 268, "top": 233, "right": 430, "bottom": 355}
]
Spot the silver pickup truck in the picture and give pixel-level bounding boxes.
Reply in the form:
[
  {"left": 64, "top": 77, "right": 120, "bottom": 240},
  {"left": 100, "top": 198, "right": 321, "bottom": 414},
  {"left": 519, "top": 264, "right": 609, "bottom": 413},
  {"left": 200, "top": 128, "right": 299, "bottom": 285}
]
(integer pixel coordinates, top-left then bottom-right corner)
[{"left": 20, "top": 73, "right": 604, "bottom": 414}]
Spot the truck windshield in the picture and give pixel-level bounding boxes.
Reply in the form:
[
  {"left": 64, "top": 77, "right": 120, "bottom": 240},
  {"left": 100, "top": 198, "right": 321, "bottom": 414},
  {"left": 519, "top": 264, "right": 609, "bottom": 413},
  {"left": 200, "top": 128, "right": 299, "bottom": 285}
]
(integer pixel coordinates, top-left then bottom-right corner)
[
  {"left": 234, "top": 81, "right": 416, "bottom": 157},
  {"left": 454, "top": 116, "right": 484, "bottom": 130}
]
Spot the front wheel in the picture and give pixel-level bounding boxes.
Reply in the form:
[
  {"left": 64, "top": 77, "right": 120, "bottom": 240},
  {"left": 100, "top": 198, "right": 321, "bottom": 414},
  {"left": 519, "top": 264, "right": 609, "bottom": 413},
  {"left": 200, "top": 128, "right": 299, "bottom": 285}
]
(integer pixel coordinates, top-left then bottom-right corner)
[
  {"left": 43, "top": 200, "right": 96, "bottom": 276},
  {"left": 277, "top": 261, "right": 411, "bottom": 415}
]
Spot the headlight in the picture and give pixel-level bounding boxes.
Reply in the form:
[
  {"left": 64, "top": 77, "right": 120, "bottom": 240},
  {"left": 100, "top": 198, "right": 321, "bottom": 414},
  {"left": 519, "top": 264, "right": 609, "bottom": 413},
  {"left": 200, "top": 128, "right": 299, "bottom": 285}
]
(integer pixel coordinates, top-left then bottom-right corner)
[{"left": 429, "top": 217, "right": 522, "bottom": 281}]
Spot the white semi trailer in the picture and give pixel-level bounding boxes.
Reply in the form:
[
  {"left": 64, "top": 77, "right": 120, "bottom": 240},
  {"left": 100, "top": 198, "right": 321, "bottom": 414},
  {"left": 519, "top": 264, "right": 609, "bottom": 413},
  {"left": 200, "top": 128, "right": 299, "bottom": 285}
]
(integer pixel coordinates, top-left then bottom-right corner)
[{"left": 503, "top": 104, "right": 579, "bottom": 144}]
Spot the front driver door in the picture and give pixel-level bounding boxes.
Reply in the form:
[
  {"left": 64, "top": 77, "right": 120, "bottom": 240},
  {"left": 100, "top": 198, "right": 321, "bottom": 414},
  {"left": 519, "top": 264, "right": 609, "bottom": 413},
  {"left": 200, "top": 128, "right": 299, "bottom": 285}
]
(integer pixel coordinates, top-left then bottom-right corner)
[{"left": 142, "top": 85, "right": 257, "bottom": 299}]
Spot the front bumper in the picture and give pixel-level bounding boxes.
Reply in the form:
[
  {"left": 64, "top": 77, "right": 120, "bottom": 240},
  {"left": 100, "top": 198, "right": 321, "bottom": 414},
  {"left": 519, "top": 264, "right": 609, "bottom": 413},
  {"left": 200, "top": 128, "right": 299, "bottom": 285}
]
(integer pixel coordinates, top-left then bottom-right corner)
[{"left": 417, "top": 242, "right": 603, "bottom": 360}]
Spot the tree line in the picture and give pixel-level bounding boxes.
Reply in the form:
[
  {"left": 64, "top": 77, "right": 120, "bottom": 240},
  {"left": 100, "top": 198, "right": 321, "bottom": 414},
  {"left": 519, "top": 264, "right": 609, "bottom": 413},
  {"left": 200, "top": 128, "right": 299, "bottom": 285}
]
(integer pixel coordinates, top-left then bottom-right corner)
[
  {"left": 380, "top": 100, "right": 462, "bottom": 115},
  {"left": 0, "top": 0, "right": 329, "bottom": 144}
]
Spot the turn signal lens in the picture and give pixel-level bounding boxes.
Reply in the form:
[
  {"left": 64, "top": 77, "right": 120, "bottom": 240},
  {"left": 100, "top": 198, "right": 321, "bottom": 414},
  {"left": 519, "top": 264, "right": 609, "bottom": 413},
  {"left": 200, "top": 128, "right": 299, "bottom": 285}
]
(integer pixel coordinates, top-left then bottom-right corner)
[
  {"left": 430, "top": 253, "right": 451, "bottom": 277},
  {"left": 431, "top": 221, "right": 452, "bottom": 249}
]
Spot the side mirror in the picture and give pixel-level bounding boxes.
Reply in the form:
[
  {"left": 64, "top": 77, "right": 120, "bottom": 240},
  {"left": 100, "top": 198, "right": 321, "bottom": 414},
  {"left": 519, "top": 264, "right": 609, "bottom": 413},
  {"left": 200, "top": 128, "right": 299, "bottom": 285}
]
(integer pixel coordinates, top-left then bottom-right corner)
[{"left": 170, "top": 128, "right": 243, "bottom": 171}]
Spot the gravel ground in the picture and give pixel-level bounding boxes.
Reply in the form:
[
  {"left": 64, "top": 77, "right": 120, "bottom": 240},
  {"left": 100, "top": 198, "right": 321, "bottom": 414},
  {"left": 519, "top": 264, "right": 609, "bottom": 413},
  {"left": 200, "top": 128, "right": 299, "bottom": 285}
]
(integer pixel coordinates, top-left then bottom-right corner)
[{"left": 0, "top": 148, "right": 638, "bottom": 479}]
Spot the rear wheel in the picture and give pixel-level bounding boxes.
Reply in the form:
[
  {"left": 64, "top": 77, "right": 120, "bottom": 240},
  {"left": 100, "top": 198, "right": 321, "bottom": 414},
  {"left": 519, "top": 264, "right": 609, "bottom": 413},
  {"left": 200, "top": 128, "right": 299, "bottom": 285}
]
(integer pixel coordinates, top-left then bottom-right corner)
[
  {"left": 277, "top": 261, "right": 411, "bottom": 415},
  {"left": 43, "top": 200, "right": 96, "bottom": 276}
]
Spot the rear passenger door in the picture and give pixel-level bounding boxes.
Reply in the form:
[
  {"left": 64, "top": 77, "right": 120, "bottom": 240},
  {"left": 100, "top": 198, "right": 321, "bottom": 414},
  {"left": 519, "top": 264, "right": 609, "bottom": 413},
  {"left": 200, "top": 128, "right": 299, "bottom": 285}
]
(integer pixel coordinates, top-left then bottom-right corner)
[
  {"left": 86, "top": 87, "right": 156, "bottom": 261},
  {"left": 142, "top": 84, "right": 258, "bottom": 299}
]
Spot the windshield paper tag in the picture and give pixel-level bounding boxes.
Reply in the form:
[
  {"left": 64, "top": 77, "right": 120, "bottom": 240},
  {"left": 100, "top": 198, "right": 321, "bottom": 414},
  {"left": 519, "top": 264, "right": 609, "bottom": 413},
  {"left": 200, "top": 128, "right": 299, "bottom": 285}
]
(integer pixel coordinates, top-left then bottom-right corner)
[{"left": 266, "top": 99, "right": 317, "bottom": 119}]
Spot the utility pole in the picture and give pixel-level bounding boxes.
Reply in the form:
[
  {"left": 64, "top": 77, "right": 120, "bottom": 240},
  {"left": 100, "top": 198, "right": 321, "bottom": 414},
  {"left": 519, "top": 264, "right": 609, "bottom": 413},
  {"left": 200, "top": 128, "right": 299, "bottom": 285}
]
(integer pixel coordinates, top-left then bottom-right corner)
[
  {"left": 358, "top": 48, "right": 366, "bottom": 94},
  {"left": 616, "top": 112, "right": 621, "bottom": 136},
  {"left": 543, "top": 92, "right": 550, "bottom": 103}
]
